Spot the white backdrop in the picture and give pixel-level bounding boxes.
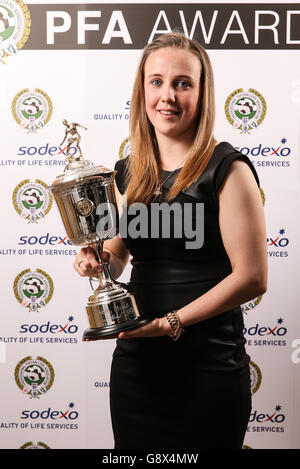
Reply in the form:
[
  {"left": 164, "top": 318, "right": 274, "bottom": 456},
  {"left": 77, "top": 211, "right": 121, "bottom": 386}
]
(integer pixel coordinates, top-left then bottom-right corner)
[{"left": 1, "top": 0, "right": 300, "bottom": 450}]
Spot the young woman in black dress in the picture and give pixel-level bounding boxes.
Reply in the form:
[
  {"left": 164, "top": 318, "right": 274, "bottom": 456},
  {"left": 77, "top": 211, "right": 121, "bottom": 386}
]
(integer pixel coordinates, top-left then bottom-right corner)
[{"left": 74, "top": 32, "right": 268, "bottom": 449}]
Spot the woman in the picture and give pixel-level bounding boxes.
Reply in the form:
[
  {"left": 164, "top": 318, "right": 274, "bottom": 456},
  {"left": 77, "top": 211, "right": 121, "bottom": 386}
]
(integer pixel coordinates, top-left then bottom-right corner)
[{"left": 74, "top": 32, "right": 268, "bottom": 449}]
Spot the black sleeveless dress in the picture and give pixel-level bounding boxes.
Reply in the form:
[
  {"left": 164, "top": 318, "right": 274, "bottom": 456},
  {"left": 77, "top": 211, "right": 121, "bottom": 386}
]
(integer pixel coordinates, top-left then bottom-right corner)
[{"left": 109, "top": 142, "right": 259, "bottom": 449}]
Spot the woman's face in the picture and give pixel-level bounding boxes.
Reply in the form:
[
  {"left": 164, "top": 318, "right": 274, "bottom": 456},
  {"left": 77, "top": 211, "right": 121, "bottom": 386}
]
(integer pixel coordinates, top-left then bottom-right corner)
[{"left": 144, "top": 47, "right": 201, "bottom": 143}]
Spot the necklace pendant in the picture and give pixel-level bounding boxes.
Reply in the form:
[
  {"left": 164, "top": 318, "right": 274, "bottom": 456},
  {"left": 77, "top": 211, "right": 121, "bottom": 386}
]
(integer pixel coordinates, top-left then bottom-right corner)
[{"left": 154, "top": 186, "right": 162, "bottom": 196}]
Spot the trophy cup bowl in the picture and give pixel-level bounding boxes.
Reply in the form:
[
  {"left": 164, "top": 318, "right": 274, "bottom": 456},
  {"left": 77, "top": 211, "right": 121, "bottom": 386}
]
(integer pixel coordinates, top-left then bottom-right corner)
[{"left": 48, "top": 121, "right": 151, "bottom": 340}]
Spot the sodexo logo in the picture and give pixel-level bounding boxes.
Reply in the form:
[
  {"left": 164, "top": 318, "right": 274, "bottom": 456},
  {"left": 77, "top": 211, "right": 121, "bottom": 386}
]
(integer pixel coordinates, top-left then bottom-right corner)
[
  {"left": 17, "top": 142, "right": 78, "bottom": 158},
  {"left": 244, "top": 318, "right": 287, "bottom": 347},
  {"left": 268, "top": 228, "right": 289, "bottom": 248},
  {"left": 17, "top": 316, "right": 79, "bottom": 345},
  {"left": 249, "top": 405, "right": 286, "bottom": 426},
  {"left": 20, "top": 402, "right": 79, "bottom": 421},
  {"left": 19, "top": 316, "right": 78, "bottom": 336},
  {"left": 225, "top": 88, "right": 266, "bottom": 134},
  {"left": 18, "top": 233, "right": 72, "bottom": 246},
  {"left": 0, "top": 0, "right": 31, "bottom": 64},
  {"left": 14, "top": 356, "right": 55, "bottom": 399},
  {"left": 12, "top": 88, "right": 52, "bottom": 133},
  {"left": 247, "top": 405, "right": 286, "bottom": 433},
  {"left": 12, "top": 179, "right": 53, "bottom": 223},
  {"left": 235, "top": 138, "right": 291, "bottom": 160},
  {"left": 268, "top": 228, "right": 289, "bottom": 258}
]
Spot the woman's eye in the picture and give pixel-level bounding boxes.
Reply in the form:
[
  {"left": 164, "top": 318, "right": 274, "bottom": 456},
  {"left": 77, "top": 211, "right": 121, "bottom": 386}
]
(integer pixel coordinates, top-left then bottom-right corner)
[
  {"left": 177, "top": 81, "right": 190, "bottom": 88},
  {"left": 152, "top": 79, "right": 161, "bottom": 86}
]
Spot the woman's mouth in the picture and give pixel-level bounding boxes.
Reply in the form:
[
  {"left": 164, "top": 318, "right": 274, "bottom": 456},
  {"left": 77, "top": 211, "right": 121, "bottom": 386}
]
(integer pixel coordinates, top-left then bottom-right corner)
[{"left": 157, "top": 109, "right": 180, "bottom": 117}]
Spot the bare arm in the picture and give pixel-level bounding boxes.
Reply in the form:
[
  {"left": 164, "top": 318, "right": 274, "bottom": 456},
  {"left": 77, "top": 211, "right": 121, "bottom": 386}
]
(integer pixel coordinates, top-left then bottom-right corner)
[
  {"left": 176, "top": 159, "right": 268, "bottom": 327},
  {"left": 103, "top": 235, "right": 130, "bottom": 279}
]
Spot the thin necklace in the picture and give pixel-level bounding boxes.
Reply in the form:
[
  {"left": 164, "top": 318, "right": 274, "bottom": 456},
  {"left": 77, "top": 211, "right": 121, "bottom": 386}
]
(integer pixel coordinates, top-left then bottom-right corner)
[{"left": 153, "top": 156, "right": 187, "bottom": 198}]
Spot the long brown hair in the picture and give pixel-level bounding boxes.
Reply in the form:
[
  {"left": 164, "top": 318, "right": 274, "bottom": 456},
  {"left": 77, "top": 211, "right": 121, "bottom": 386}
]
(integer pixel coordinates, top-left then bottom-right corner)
[{"left": 125, "top": 32, "right": 217, "bottom": 204}]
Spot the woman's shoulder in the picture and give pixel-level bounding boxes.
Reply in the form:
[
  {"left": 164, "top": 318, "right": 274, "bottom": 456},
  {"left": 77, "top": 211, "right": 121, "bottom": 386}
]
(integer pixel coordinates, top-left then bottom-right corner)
[
  {"left": 212, "top": 141, "right": 260, "bottom": 192},
  {"left": 210, "top": 141, "right": 241, "bottom": 167},
  {"left": 114, "top": 156, "right": 130, "bottom": 195},
  {"left": 182, "top": 141, "right": 259, "bottom": 200},
  {"left": 114, "top": 155, "right": 129, "bottom": 171}
]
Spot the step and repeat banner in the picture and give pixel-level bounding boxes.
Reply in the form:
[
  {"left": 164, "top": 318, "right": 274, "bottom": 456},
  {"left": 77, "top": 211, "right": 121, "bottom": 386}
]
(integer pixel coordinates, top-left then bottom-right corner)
[{"left": 1, "top": 0, "right": 300, "bottom": 450}]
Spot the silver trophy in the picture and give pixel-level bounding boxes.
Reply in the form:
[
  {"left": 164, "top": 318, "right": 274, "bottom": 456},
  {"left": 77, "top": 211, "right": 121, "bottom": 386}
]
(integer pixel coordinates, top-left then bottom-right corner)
[{"left": 48, "top": 120, "right": 150, "bottom": 340}]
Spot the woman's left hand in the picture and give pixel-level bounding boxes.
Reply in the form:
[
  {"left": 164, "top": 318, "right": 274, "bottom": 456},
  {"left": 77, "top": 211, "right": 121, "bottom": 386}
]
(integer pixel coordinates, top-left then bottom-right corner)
[
  {"left": 118, "top": 317, "right": 171, "bottom": 339},
  {"left": 82, "top": 317, "right": 171, "bottom": 341}
]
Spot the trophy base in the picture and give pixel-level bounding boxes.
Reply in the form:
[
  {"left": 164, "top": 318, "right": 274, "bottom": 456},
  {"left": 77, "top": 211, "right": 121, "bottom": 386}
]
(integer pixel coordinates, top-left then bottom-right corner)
[
  {"left": 83, "top": 316, "right": 151, "bottom": 340},
  {"left": 83, "top": 280, "right": 151, "bottom": 341}
]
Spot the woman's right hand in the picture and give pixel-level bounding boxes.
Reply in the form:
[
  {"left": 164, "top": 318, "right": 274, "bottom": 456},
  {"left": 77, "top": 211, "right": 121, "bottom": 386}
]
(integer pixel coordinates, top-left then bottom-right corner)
[{"left": 73, "top": 246, "right": 111, "bottom": 277}]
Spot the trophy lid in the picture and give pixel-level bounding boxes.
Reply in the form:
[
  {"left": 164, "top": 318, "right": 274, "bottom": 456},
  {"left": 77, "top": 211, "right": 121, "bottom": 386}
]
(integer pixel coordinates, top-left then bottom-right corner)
[
  {"left": 49, "top": 161, "right": 114, "bottom": 189},
  {"left": 48, "top": 120, "right": 114, "bottom": 190}
]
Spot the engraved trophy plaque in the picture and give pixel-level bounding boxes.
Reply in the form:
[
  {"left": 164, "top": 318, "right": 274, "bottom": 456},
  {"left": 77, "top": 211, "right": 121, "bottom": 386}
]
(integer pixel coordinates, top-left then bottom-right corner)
[{"left": 48, "top": 120, "right": 150, "bottom": 340}]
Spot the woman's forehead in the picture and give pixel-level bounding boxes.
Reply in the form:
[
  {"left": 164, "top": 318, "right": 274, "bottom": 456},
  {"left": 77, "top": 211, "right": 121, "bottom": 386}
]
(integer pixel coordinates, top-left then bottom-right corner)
[{"left": 144, "top": 47, "right": 201, "bottom": 78}]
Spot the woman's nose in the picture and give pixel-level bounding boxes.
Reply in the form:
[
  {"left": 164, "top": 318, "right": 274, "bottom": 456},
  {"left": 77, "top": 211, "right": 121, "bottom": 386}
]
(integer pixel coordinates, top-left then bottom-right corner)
[{"left": 161, "top": 86, "right": 176, "bottom": 103}]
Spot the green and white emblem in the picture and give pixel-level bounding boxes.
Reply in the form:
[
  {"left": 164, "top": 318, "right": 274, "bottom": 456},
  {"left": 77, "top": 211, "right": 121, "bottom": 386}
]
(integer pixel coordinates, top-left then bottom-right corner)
[
  {"left": 14, "top": 268, "right": 54, "bottom": 312},
  {"left": 249, "top": 360, "right": 262, "bottom": 395},
  {"left": 225, "top": 88, "right": 266, "bottom": 134},
  {"left": 15, "top": 356, "right": 55, "bottom": 398},
  {"left": 0, "top": 0, "right": 31, "bottom": 63},
  {"left": 12, "top": 88, "right": 53, "bottom": 133},
  {"left": 12, "top": 179, "right": 52, "bottom": 223}
]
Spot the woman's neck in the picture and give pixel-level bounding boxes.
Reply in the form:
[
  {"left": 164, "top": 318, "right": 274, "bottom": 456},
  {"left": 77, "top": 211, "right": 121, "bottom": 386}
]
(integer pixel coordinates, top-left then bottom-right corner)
[{"left": 156, "top": 134, "right": 193, "bottom": 171}]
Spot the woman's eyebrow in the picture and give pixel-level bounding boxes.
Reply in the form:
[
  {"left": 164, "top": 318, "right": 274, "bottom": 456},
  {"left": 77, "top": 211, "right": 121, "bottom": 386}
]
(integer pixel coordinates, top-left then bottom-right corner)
[
  {"left": 146, "top": 73, "right": 194, "bottom": 80},
  {"left": 146, "top": 73, "right": 163, "bottom": 78}
]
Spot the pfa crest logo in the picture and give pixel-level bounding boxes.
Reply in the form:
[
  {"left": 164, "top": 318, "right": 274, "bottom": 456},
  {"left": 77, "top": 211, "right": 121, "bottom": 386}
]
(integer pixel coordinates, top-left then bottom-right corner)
[
  {"left": 259, "top": 187, "right": 265, "bottom": 206},
  {"left": 119, "top": 136, "right": 130, "bottom": 160},
  {"left": 12, "top": 88, "right": 52, "bottom": 133},
  {"left": 241, "top": 295, "right": 263, "bottom": 314},
  {"left": 20, "top": 441, "right": 51, "bottom": 449},
  {"left": 225, "top": 88, "right": 266, "bottom": 134},
  {"left": 12, "top": 179, "right": 52, "bottom": 223},
  {"left": 249, "top": 360, "right": 262, "bottom": 394},
  {"left": 14, "top": 268, "right": 54, "bottom": 312},
  {"left": 0, "top": 0, "right": 31, "bottom": 64},
  {"left": 15, "top": 356, "right": 54, "bottom": 398}
]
